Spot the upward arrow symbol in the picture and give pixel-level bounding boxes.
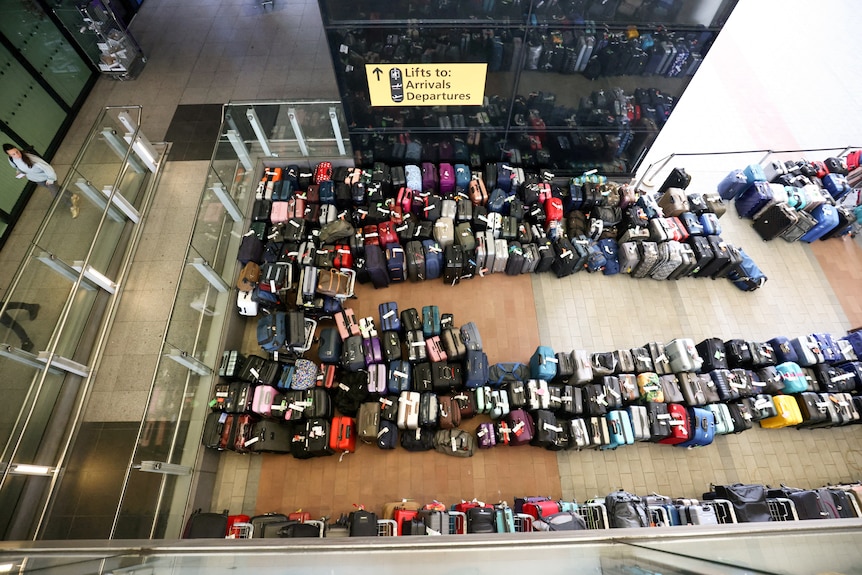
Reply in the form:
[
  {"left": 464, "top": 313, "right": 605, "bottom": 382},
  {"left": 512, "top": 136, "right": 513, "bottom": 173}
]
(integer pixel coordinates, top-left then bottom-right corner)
[{"left": 372, "top": 67, "right": 383, "bottom": 81}]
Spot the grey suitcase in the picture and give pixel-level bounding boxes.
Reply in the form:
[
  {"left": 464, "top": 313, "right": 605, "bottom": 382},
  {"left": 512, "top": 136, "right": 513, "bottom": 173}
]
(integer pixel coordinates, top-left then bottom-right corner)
[
  {"left": 667, "top": 241, "right": 697, "bottom": 280},
  {"left": 780, "top": 209, "right": 817, "bottom": 242},
  {"left": 649, "top": 240, "right": 683, "bottom": 281},
  {"left": 631, "top": 241, "right": 659, "bottom": 278},
  {"left": 618, "top": 241, "right": 639, "bottom": 274}
]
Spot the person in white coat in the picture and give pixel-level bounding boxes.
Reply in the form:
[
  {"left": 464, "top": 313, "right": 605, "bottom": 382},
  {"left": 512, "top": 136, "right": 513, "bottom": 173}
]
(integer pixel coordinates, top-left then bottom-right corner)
[{"left": 4, "top": 143, "right": 79, "bottom": 218}]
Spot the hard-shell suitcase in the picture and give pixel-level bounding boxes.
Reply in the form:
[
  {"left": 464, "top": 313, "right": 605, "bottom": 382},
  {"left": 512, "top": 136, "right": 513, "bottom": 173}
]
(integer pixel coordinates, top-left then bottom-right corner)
[
  {"left": 676, "top": 406, "right": 715, "bottom": 448},
  {"left": 665, "top": 338, "right": 703, "bottom": 373},
  {"left": 603, "top": 410, "right": 635, "bottom": 450},
  {"left": 736, "top": 181, "right": 773, "bottom": 219},
  {"left": 753, "top": 202, "right": 798, "bottom": 241},
  {"left": 530, "top": 345, "right": 557, "bottom": 380},
  {"left": 718, "top": 169, "right": 749, "bottom": 200},
  {"left": 423, "top": 240, "right": 444, "bottom": 280},
  {"left": 505, "top": 408, "right": 535, "bottom": 446},
  {"left": 658, "top": 403, "right": 691, "bottom": 445},
  {"left": 760, "top": 394, "right": 804, "bottom": 429},
  {"left": 799, "top": 204, "right": 840, "bottom": 243},
  {"left": 780, "top": 209, "right": 817, "bottom": 242},
  {"left": 397, "top": 391, "right": 420, "bottom": 430},
  {"left": 631, "top": 241, "right": 659, "bottom": 278}
]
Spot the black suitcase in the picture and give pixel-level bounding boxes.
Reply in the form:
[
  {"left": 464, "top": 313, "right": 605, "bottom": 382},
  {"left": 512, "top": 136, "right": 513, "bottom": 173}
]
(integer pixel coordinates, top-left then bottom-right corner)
[
  {"left": 290, "top": 418, "right": 333, "bottom": 458},
  {"left": 466, "top": 507, "right": 496, "bottom": 533},
  {"left": 820, "top": 206, "right": 857, "bottom": 240},
  {"left": 381, "top": 330, "right": 402, "bottom": 363},
  {"left": 712, "top": 242, "right": 743, "bottom": 279},
  {"left": 405, "top": 240, "right": 426, "bottom": 282},
  {"left": 646, "top": 402, "right": 671, "bottom": 441},
  {"left": 183, "top": 509, "right": 228, "bottom": 538},
  {"left": 534, "top": 237, "right": 554, "bottom": 273},
  {"left": 687, "top": 235, "right": 714, "bottom": 277},
  {"left": 202, "top": 411, "right": 231, "bottom": 450},
  {"left": 443, "top": 244, "right": 463, "bottom": 285},
  {"left": 413, "top": 362, "right": 433, "bottom": 393},
  {"left": 530, "top": 410, "right": 559, "bottom": 449},
  {"left": 250, "top": 420, "right": 294, "bottom": 454},
  {"left": 753, "top": 202, "right": 798, "bottom": 241},
  {"left": 724, "top": 339, "right": 752, "bottom": 368},
  {"left": 695, "top": 235, "right": 729, "bottom": 278},
  {"left": 696, "top": 338, "right": 727, "bottom": 371},
  {"left": 349, "top": 509, "right": 379, "bottom": 536},
  {"left": 551, "top": 236, "right": 579, "bottom": 277}
]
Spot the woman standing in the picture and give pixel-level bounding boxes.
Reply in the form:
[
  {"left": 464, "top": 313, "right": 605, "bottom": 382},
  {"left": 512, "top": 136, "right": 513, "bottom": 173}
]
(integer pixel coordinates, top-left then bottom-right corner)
[{"left": 4, "top": 143, "right": 79, "bottom": 218}]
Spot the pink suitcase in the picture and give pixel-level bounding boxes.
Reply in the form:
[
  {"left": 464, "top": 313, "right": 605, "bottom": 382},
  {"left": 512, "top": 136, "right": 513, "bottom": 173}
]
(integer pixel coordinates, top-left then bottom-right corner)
[
  {"left": 426, "top": 335, "right": 448, "bottom": 362},
  {"left": 335, "top": 308, "right": 361, "bottom": 340},
  {"left": 252, "top": 385, "right": 278, "bottom": 417},
  {"left": 271, "top": 201, "right": 290, "bottom": 224}
]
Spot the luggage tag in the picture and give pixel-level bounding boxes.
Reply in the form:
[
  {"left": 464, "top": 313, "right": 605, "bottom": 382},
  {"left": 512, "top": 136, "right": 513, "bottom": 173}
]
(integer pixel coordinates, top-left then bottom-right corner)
[{"left": 512, "top": 421, "right": 525, "bottom": 436}]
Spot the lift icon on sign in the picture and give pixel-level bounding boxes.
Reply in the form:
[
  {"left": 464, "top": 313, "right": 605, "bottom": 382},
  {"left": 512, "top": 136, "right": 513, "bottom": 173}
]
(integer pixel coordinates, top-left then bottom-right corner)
[{"left": 389, "top": 67, "right": 404, "bottom": 103}]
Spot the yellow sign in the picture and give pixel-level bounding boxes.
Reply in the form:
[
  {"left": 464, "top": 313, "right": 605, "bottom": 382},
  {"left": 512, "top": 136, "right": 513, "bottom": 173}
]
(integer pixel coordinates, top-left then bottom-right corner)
[{"left": 365, "top": 63, "right": 487, "bottom": 107}]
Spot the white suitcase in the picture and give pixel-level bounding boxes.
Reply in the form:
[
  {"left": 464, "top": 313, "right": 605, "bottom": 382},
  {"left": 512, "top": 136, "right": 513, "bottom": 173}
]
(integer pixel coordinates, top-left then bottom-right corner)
[
  {"left": 790, "top": 335, "right": 821, "bottom": 366},
  {"left": 397, "top": 391, "right": 420, "bottom": 430},
  {"left": 441, "top": 199, "right": 457, "bottom": 220},
  {"left": 433, "top": 217, "right": 455, "bottom": 249},
  {"left": 526, "top": 379, "right": 550, "bottom": 410},
  {"left": 665, "top": 338, "right": 703, "bottom": 373},
  {"left": 492, "top": 238, "right": 508, "bottom": 274},
  {"left": 572, "top": 350, "right": 593, "bottom": 385},
  {"left": 237, "top": 290, "right": 259, "bottom": 317},
  {"left": 487, "top": 212, "right": 503, "bottom": 239}
]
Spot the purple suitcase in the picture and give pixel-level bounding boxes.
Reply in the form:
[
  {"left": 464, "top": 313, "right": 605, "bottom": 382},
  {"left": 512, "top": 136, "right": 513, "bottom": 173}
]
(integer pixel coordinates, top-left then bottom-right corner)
[
  {"left": 439, "top": 163, "right": 456, "bottom": 196},
  {"left": 477, "top": 422, "right": 497, "bottom": 448},
  {"left": 363, "top": 336, "right": 383, "bottom": 365},
  {"left": 717, "top": 169, "right": 749, "bottom": 200},
  {"left": 735, "top": 181, "right": 773, "bottom": 219},
  {"left": 505, "top": 409, "right": 535, "bottom": 446},
  {"left": 422, "top": 162, "right": 439, "bottom": 193}
]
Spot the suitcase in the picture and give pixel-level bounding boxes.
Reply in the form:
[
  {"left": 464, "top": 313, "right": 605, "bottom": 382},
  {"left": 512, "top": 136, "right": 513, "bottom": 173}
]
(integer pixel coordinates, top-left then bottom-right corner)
[
  {"left": 735, "top": 182, "right": 773, "bottom": 219},
  {"left": 799, "top": 203, "right": 840, "bottom": 242},
  {"left": 665, "top": 338, "right": 703, "bottom": 373},
  {"left": 657, "top": 403, "right": 691, "bottom": 445},
  {"left": 422, "top": 305, "right": 441, "bottom": 338},
  {"left": 603, "top": 410, "right": 635, "bottom": 450},
  {"left": 423, "top": 239, "right": 444, "bottom": 279},
  {"left": 530, "top": 345, "right": 557, "bottom": 381},
  {"left": 329, "top": 416, "right": 357, "bottom": 453},
  {"left": 505, "top": 408, "right": 535, "bottom": 446},
  {"left": 397, "top": 391, "right": 420, "bottom": 430},
  {"left": 780, "top": 208, "right": 817, "bottom": 242},
  {"left": 464, "top": 350, "right": 490, "bottom": 388},
  {"left": 759, "top": 395, "right": 804, "bottom": 428},
  {"left": 753, "top": 202, "right": 798, "bottom": 241},
  {"left": 676, "top": 406, "right": 715, "bottom": 448}
]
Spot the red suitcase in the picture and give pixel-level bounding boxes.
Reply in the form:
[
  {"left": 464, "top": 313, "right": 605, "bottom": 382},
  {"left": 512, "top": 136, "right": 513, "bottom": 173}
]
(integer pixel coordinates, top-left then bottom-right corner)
[
  {"left": 522, "top": 500, "right": 561, "bottom": 519},
  {"left": 544, "top": 197, "right": 564, "bottom": 226},
  {"left": 393, "top": 509, "right": 419, "bottom": 535},
  {"left": 329, "top": 416, "right": 357, "bottom": 454},
  {"left": 657, "top": 403, "right": 691, "bottom": 445},
  {"left": 363, "top": 224, "right": 380, "bottom": 246},
  {"left": 378, "top": 221, "right": 399, "bottom": 245}
]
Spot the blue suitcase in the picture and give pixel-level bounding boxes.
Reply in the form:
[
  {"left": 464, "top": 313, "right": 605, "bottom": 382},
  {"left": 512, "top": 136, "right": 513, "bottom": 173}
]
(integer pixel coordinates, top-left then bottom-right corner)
[
  {"left": 598, "top": 239, "right": 619, "bottom": 275},
  {"left": 422, "top": 305, "right": 441, "bottom": 338},
  {"left": 776, "top": 361, "right": 807, "bottom": 393},
  {"left": 676, "top": 407, "right": 715, "bottom": 448},
  {"left": 385, "top": 243, "right": 406, "bottom": 282},
  {"left": 743, "top": 164, "right": 767, "bottom": 185},
  {"left": 365, "top": 244, "right": 390, "bottom": 289},
  {"left": 379, "top": 301, "right": 401, "bottom": 332},
  {"left": 317, "top": 327, "right": 342, "bottom": 363},
  {"left": 257, "top": 311, "right": 287, "bottom": 352},
  {"left": 602, "top": 410, "right": 634, "bottom": 450},
  {"left": 464, "top": 350, "right": 490, "bottom": 388},
  {"left": 699, "top": 213, "right": 721, "bottom": 236},
  {"left": 812, "top": 333, "right": 841, "bottom": 363},
  {"left": 680, "top": 212, "right": 704, "bottom": 236},
  {"left": 727, "top": 248, "right": 767, "bottom": 291},
  {"left": 735, "top": 181, "right": 773, "bottom": 219},
  {"left": 821, "top": 173, "right": 851, "bottom": 201},
  {"left": 799, "top": 204, "right": 839, "bottom": 243},
  {"left": 529, "top": 345, "right": 557, "bottom": 381},
  {"left": 388, "top": 360, "right": 412, "bottom": 394},
  {"left": 460, "top": 322, "right": 483, "bottom": 352},
  {"left": 422, "top": 240, "right": 444, "bottom": 280},
  {"left": 767, "top": 336, "right": 799, "bottom": 364},
  {"left": 717, "top": 169, "right": 749, "bottom": 200}
]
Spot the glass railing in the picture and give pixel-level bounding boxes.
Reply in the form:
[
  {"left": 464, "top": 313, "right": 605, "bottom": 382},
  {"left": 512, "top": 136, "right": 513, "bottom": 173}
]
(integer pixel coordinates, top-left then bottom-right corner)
[
  {"left": 106, "top": 100, "right": 352, "bottom": 540},
  {"left": 0, "top": 520, "right": 860, "bottom": 575},
  {"left": 0, "top": 106, "right": 165, "bottom": 541}
]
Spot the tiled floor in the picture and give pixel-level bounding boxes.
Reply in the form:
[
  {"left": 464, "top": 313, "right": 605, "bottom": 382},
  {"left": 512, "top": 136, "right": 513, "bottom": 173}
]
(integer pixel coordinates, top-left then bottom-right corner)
[{"left": 4, "top": 0, "right": 862, "bottom": 537}]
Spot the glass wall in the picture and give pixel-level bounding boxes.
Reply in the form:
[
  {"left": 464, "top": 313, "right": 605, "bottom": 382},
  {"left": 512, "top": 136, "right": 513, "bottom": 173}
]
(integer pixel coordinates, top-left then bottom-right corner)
[
  {"left": 321, "top": 0, "right": 738, "bottom": 177},
  {"left": 0, "top": 0, "right": 97, "bottom": 248},
  {"left": 0, "top": 106, "right": 164, "bottom": 541}
]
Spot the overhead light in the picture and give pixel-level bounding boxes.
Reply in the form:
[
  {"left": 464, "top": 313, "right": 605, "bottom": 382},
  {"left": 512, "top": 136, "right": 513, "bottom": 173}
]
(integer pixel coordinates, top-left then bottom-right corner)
[
  {"left": 209, "top": 182, "right": 242, "bottom": 222},
  {"left": 225, "top": 129, "right": 253, "bottom": 171},
  {"left": 72, "top": 262, "right": 117, "bottom": 294},
  {"left": 187, "top": 258, "right": 229, "bottom": 293},
  {"left": 35, "top": 352, "right": 90, "bottom": 377},
  {"left": 100, "top": 185, "right": 140, "bottom": 223},
  {"left": 288, "top": 107, "right": 309, "bottom": 157},
  {"left": 136, "top": 461, "right": 192, "bottom": 476},
  {"left": 8, "top": 464, "right": 57, "bottom": 476},
  {"left": 165, "top": 351, "right": 212, "bottom": 376},
  {"left": 329, "top": 106, "right": 346, "bottom": 156},
  {"left": 246, "top": 107, "right": 274, "bottom": 157},
  {"left": 101, "top": 128, "right": 144, "bottom": 173}
]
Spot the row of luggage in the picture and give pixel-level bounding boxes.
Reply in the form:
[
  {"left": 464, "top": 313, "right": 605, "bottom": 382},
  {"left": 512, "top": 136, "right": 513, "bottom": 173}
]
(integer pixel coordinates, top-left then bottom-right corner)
[
  {"left": 714, "top": 157, "right": 862, "bottom": 243},
  {"left": 183, "top": 480, "right": 862, "bottom": 538}
]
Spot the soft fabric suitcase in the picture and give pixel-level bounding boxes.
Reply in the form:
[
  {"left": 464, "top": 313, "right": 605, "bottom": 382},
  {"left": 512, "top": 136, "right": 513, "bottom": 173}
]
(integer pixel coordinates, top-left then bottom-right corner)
[
  {"left": 460, "top": 322, "right": 483, "bottom": 352},
  {"left": 464, "top": 350, "right": 490, "bottom": 388},
  {"left": 422, "top": 240, "right": 444, "bottom": 280},
  {"left": 505, "top": 408, "right": 535, "bottom": 446}
]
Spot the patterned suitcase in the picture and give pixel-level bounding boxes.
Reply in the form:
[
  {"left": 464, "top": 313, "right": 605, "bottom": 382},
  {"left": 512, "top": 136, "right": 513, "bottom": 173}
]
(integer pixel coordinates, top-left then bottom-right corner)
[{"left": 753, "top": 202, "right": 798, "bottom": 241}]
